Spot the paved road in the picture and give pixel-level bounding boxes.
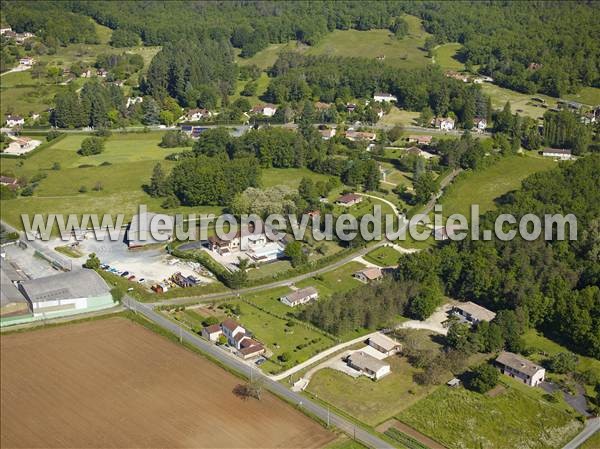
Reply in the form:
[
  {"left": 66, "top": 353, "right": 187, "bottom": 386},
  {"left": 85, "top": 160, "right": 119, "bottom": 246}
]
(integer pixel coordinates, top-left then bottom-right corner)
[
  {"left": 126, "top": 298, "right": 394, "bottom": 449},
  {"left": 562, "top": 418, "right": 599, "bottom": 449}
]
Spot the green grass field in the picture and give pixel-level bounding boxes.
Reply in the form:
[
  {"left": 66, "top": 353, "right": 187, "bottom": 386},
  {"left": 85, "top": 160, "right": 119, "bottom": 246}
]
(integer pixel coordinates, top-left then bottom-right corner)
[
  {"left": 480, "top": 83, "right": 559, "bottom": 120},
  {"left": 439, "top": 154, "right": 555, "bottom": 218},
  {"left": 363, "top": 246, "right": 402, "bottom": 267},
  {"left": 295, "top": 261, "right": 365, "bottom": 298},
  {"left": 0, "top": 132, "right": 221, "bottom": 228},
  {"left": 261, "top": 167, "right": 332, "bottom": 189},
  {"left": 308, "top": 355, "right": 440, "bottom": 427},
  {"left": 562, "top": 86, "right": 600, "bottom": 107},
  {"left": 230, "top": 72, "right": 271, "bottom": 107},
  {"left": 433, "top": 43, "right": 465, "bottom": 71},
  {"left": 236, "top": 41, "right": 299, "bottom": 70},
  {"left": 579, "top": 431, "right": 600, "bottom": 449},
  {"left": 398, "top": 383, "right": 583, "bottom": 449}
]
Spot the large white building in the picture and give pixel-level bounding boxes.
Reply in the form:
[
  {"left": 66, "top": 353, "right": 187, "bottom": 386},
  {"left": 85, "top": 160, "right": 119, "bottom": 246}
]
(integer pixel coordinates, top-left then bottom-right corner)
[
  {"left": 542, "top": 148, "right": 573, "bottom": 160},
  {"left": 373, "top": 92, "right": 397, "bottom": 103},
  {"left": 16, "top": 269, "right": 114, "bottom": 319}
]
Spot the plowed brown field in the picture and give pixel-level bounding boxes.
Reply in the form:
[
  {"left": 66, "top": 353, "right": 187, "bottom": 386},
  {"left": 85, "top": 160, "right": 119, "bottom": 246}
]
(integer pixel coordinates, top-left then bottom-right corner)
[{"left": 1, "top": 317, "right": 334, "bottom": 448}]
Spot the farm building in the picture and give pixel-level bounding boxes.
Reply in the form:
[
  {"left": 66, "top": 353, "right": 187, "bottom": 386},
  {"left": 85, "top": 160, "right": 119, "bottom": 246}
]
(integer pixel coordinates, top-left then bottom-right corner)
[
  {"left": 280, "top": 287, "right": 319, "bottom": 307},
  {"left": 1, "top": 269, "right": 115, "bottom": 326},
  {"left": 542, "top": 148, "right": 573, "bottom": 160},
  {"left": 451, "top": 301, "right": 496, "bottom": 326},
  {"left": 368, "top": 333, "right": 402, "bottom": 356},
  {"left": 335, "top": 193, "right": 363, "bottom": 207},
  {"left": 0, "top": 262, "right": 30, "bottom": 320},
  {"left": 495, "top": 351, "right": 545, "bottom": 387},
  {"left": 373, "top": 92, "right": 397, "bottom": 103},
  {"left": 354, "top": 267, "right": 383, "bottom": 283},
  {"left": 347, "top": 351, "right": 391, "bottom": 380}
]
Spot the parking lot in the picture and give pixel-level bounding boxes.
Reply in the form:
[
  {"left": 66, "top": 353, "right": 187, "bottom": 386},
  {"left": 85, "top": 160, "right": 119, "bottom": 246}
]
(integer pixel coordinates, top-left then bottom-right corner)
[{"left": 55, "top": 231, "right": 216, "bottom": 285}]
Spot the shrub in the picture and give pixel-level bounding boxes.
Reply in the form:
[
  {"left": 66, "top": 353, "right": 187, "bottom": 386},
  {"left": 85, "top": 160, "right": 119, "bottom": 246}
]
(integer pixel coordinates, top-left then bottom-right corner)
[
  {"left": 467, "top": 363, "right": 500, "bottom": 393},
  {"left": 79, "top": 185, "right": 88, "bottom": 193},
  {"left": 78, "top": 137, "right": 105, "bottom": 156},
  {"left": 20, "top": 185, "right": 34, "bottom": 196},
  {"left": 46, "top": 130, "right": 62, "bottom": 141},
  {"left": 52, "top": 162, "right": 61, "bottom": 170}
]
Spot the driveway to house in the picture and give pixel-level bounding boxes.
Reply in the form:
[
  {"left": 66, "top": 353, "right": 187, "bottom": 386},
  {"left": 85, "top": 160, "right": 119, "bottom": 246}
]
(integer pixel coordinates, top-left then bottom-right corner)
[
  {"left": 562, "top": 417, "right": 600, "bottom": 449},
  {"left": 395, "top": 303, "right": 452, "bottom": 336},
  {"left": 541, "top": 382, "right": 591, "bottom": 417}
]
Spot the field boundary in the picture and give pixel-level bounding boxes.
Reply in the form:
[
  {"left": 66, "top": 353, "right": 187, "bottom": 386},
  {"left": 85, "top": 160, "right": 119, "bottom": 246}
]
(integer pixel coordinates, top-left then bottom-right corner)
[{"left": 377, "top": 419, "right": 448, "bottom": 449}]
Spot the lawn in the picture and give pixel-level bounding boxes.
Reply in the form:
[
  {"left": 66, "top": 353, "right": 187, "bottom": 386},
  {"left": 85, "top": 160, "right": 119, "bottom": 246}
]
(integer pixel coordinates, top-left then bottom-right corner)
[
  {"left": 233, "top": 298, "right": 335, "bottom": 374},
  {"left": 363, "top": 246, "right": 402, "bottom": 267},
  {"left": 230, "top": 72, "right": 271, "bottom": 107},
  {"left": 378, "top": 107, "right": 420, "bottom": 127},
  {"left": 306, "top": 15, "right": 432, "bottom": 70},
  {"left": 307, "top": 355, "right": 440, "bottom": 426},
  {"left": 398, "top": 383, "right": 583, "bottom": 449},
  {"left": 295, "top": 261, "right": 365, "bottom": 298},
  {"left": 433, "top": 43, "right": 465, "bottom": 71},
  {"left": 439, "top": 154, "right": 555, "bottom": 219},
  {"left": 522, "top": 329, "right": 600, "bottom": 397}
]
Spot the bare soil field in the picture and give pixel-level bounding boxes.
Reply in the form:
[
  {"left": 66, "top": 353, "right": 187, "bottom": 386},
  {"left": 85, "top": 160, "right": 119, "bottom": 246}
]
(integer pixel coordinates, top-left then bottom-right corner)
[{"left": 1, "top": 317, "right": 334, "bottom": 449}]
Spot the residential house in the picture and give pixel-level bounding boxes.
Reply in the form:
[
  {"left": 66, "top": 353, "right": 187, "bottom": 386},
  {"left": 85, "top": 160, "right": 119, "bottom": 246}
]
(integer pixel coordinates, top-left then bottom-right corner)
[
  {"left": 335, "top": 193, "right": 363, "bottom": 207},
  {"left": 202, "top": 324, "right": 222, "bottom": 341},
  {"left": 495, "top": 351, "right": 545, "bottom": 387},
  {"left": 354, "top": 267, "right": 384, "bottom": 283},
  {"left": 5, "top": 115, "right": 24, "bottom": 127},
  {"left": 474, "top": 117, "right": 487, "bottom": 132},
  {"left": 0, "top": 27, "right": 12, "bottom": 35},
  {"left": 345, "top": 130, "right": 376, "bottom": 141},
  {"left": 19, "top": 57, "right": 34, "bottom": 66},
  {"left": 407, "top": 135, "right": 432, "bottom": 145},
  {"left": 314, "top": 102, "right": 331, "bottom": 112},
  {"left": 280, "top": 287, "right": 319, "bottom": 307},
  {"left": 96, "top": 68, "right": 108, "bottom": 78},
  {"left": 373, "top": 92, "right": 397, "bottom": 103},
  {"left": 542, "top": 148, "right": 572, "bottom": 160},
  {"left": 80, "top": 69, "right": 93, "bottom": 78},
  {"left": 126, "top": 96, "right": 143, "bottom": 108},
  {"left": 171, "top": 272, "right": 197, "bottom": 288},
  {"left": 451, "top": 301, "right": 496, "bottom": 325},
  {"left": 0, "top": 176, "right": 19, "bottom": 190},
  {"left": 347, "top": 351, "right": 391, "bottom": 380},
  {"left": 221, "top": 318, "right": 245, "bottom": 346},
  {"left": 251, "top": 103, "right": 277, "bottom": 117},
  {"left": 185, "top": 108, "right": 212, "bottom": 122},
  {"left": 433, "top": 117, "right": 455, "bottom": 131},
  {"left": 319, "top": 128, "right": 336, "bottom": 140},
  {"left": 346, "top": 103, "right": 357, "bottom": 113},
  {"left": 207, "top": 223, "right": 269, "bottom": 255},
  {"left": 368, "top": 333, "right": 402, "bottom": 356}
]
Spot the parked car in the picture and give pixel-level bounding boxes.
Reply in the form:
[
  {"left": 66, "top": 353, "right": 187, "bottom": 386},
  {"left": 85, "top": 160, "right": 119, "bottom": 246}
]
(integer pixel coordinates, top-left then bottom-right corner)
[
  {"left": 128, "top": 275, "right": 136, "bottom": 281},
  {"left": 255, "top": 357, "right": 266, "bottom": 366},
  {"left": 137, "top": 278, "right": 145, "bottom": 283},
  {"left": 120, "top": 271, "right": 130, "bottom": 277}
]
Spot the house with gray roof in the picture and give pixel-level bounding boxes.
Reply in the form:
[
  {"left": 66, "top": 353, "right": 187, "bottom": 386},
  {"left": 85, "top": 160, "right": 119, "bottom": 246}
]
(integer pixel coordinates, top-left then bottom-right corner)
[
  {"left": 280, "top": 287, "right": 319, "bottom": 307},
  {"left": 495, "top": 351, "right": 545, "bottom": 387},
  {"left": 347, "top": 351, "right": 391, "bottom": 380}
]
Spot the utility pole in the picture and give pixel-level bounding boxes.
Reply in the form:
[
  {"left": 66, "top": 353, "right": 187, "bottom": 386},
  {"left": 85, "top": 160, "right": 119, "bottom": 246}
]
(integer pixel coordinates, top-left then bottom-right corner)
[
  {"left": 327, "top": 406, "right": 330, "bottom": 427},
  {"left": 179, "top": 326, "right": 182, "bottom": 344}
]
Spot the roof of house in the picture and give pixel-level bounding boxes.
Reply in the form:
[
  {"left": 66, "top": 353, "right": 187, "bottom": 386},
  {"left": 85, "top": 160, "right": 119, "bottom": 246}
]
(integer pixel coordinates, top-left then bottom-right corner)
[
  {"left": 203, "top": 324, "right": 222, "bottom": 334},
  {"left": 496, "top": 351, "right": 544, "bottom": 376},
  {"left": 374, "top": 92, "right": 395, "bottom": 97},
  {"left": 239, "top": 342, "right": 264, "bottom": 356},
  {"left": 221, "top": 318, "right": 242, "bottom": 332},
  {"left": 346, "top": 130, "right": 376, "bottom": 140},
  {"left": 348, "top": 351, "right": 389, "bottom": 372},
  {"left": 314, "top": 102, "right": 331, "bottom": 110},
  {"left": 283, "top": 286, "right": 318, "bottom": 303},
  {"left": 18, "top": 269, "right": 110, "bottom": 303},
  {"left": 453, "top": 301, "right": 496, "bottom": 322},
  {"left": 0, "top": 175, "right": 18, "bottom": 184},
  {"left": 355, "top": 267, "right": 383, "bottom": 280},
  {"left": 6, "top": 114, "right": 23, "bottom": 120},
  {"left": 409, "top": 135, "right": 432, "bottom": 143},
  {"left": 435, "top": 117, "right": 455, "bottom": 125},
  {"left": 336, "top": 193, "right": 362, "bottom": 204},
  {"left": 369, "top": 333, "right": 401, "bottom": 352}
]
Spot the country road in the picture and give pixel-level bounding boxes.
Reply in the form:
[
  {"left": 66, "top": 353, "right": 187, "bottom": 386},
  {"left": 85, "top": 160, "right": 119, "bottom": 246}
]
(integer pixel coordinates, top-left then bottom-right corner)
[
  {"left": 126, "top": 298, "right": 395, "bottom": 449},
  {"left": 562, "top": 418, "right": 599, "bottom": 449}
]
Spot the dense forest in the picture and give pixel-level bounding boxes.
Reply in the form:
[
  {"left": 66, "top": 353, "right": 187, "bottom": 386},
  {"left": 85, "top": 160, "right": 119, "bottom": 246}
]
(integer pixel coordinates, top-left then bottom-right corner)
[{"left": 4, "top": 1, "right": 598, "bottom": 97}]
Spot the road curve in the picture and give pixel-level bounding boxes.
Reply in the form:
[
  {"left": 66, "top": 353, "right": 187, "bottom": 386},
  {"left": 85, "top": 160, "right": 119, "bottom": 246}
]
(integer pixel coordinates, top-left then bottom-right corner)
[{"left": 562, "top": 418, "right": 599, "bottom": 449}]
